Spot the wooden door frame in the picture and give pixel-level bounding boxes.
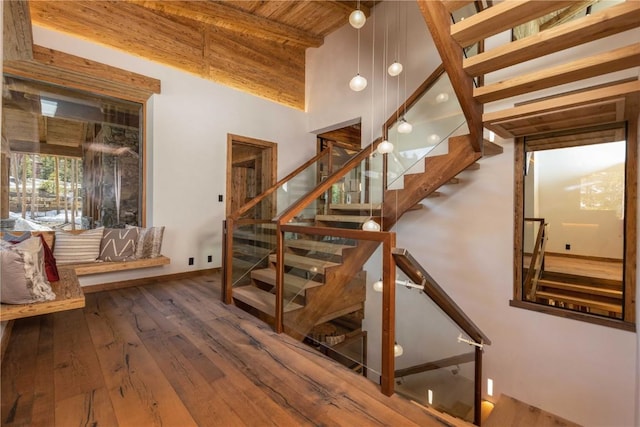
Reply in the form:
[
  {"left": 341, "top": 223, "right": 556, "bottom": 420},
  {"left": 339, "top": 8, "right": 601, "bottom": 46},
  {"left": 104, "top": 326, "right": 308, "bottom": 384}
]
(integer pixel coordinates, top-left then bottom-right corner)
[{"left": 226, "top": 134, "right": 277, "bottom": 216}]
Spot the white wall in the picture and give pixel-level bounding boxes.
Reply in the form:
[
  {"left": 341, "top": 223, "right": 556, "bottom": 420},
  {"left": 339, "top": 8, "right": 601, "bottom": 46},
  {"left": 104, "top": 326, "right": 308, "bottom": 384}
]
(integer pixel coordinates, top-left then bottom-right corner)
[
  {"left": 306, "top": 3, "right": 638, "bottom": 426},
  {"left": 30, "top": 26, "right": 317, "bottom": 285}
]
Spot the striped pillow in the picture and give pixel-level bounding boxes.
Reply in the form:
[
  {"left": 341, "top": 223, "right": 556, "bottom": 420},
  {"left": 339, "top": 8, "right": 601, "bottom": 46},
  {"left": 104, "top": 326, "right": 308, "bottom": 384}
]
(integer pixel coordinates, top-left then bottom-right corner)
[
  {"left": 53, "top": 227, "right": 105, "bottom": 265},
  {"left": 99, "top": 228, "right": 138, "bottom": 262}
]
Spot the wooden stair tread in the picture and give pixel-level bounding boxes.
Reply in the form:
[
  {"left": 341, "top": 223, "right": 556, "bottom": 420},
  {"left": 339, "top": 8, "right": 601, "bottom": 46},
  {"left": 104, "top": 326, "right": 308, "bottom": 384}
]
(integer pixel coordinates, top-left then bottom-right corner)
[
  {"left": 269, "top": 253, "right": 339, "bottom": 273},
  {"left": 286, "top": 239, "right": 354, "bottom": 255},
  {"left": 233, "top": 230, "right": 276, "bottom": 244},
  {"left": 251, "top": 268, "right": 324, "bottom": 292},
  {"left": 329, "top": 203, "right": 382, "bottom": 211},
  {"left": 484, "top": 394, "right": 581, "bottom": 427},
  {"left": 233, "top": 243, "right": 273, "bottom": 257},
  {"left": 450, "top": 1, "right": 573, "bottom": 47},
  {"left": 315, "top": 214, "right": 372, "bottom": 223},
  {"left": 233, "top": 285, "right": 303, "bottom": 315},
  {"left": 535, "top": 291, "right": 622, "bottom": 313},
  {"left": 463, "top": 2, "right": 640, "bottom": 76},
  {"left": 482, "top": 139, "right": 503, "bottom": 156},
  {"left": 538, "top": 279, "right": 622, "bottom": 299}
]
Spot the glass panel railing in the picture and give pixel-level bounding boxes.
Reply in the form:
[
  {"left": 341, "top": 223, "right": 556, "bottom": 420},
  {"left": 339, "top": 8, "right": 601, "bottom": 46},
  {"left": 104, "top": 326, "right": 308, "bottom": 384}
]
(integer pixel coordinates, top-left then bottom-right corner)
[
  {"left": 394, "top": 268, "right": 477, "bottom": 424},
  {"left": 392, "top": 248, "right": 489, "bottom": 424},
  {"left": 386, "top": 72, "right": 468, "bottom": 190},
  {"left": 230, "top": 221, "right": 276, "bottom": 288},
  {"left": 280, "top": 147, "right": 384, "bottom": 231},
  {"left": 227, "top": 149, "right": 350, "bottom": 292}
]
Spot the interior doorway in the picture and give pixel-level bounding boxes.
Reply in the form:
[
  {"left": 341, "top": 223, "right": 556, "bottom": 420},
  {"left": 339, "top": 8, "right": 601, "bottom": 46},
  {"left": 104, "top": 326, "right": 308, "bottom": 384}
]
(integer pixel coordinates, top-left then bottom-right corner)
[{"left": 226, "top": 134, "right": 277, "bottom": 218}]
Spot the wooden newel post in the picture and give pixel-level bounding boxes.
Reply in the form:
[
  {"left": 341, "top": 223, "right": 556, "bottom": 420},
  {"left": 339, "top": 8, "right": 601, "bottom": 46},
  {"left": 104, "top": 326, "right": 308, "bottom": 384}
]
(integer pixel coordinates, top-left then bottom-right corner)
[{"left": 380, "top": 233, "right": 396, "bottom": 396}]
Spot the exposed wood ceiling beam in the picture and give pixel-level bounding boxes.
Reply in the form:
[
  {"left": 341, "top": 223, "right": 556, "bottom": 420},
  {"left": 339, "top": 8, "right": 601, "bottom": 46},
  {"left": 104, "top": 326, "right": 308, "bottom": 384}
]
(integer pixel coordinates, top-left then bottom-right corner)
[
  {"left": 325, "top": 1, "right": 372, "bottom": 16},
  {"left": 126, "top": 0, "right": 323, "bottom": 48},
  {"left": 4, "top": 45, "right": 161, "bottom": 104},
  {"left": 475, "top": 44, "right": 640, "bottom": 103},
  {"left": 464, "top": 1, "right": 640, "bottom": 76},
  {"left": 3, "top": 0, "right": 33, "bottom": 61},
  {"left": 451, "top": 0, "right": 575, "bottom": 47}
]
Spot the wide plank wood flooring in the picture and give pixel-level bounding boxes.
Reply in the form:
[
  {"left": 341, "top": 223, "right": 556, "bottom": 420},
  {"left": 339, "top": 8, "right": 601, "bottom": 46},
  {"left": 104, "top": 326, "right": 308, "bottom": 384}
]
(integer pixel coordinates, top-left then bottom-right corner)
[{"left": 1, "top": 272, "right": 447, "bottom": 427}]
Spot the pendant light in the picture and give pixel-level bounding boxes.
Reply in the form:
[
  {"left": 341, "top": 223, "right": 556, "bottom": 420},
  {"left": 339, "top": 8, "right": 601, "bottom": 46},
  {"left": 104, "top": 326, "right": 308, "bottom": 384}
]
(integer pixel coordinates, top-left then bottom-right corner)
[
  {"left": 397, "top": 118, "right": 412, "bottom": 134},
  {"left": 349, "top": 1, "right": 366, "bottom": 29},
  {"left": 387, "top": 2, "right": 403, "bottom": 77},
  {"left": 349, "top": 12, "right": 367, "bottom": 92},
  {"left": 377, "top": 139, "right": 394, "bottom": 154},
  {"left": 387, "top": 61, "right": 403, "bottom": 77},
  {"left": 362, "top": 218, "right": 381, "bottom": 231},
  {"left": 372, "top": 279, "right": 384, "bottom": 292},
  {"left": 394, "top": 342, "right": 404, "bottom": 357}
]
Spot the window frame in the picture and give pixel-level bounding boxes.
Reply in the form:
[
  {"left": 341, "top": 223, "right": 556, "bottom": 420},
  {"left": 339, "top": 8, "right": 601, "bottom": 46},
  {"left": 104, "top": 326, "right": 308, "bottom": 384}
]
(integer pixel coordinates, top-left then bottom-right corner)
[{"left": 510, "top": 121, "right": 637, "bottom": 332}]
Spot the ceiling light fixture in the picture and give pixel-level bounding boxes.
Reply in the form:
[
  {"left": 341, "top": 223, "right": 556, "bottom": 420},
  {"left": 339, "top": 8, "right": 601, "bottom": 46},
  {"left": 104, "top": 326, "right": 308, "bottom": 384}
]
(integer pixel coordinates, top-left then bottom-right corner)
[
  {"left": 387, "top": 61, "right": 403, "bottom": 77},
  {"left": 394, "top": 342, "right": 404, "bottom": 357},
  {"left": 362, "top": 218, "right": 381, "bottom": 231},
  {"left": 372, "top": 279, "right": 384, "bottom": 292}
]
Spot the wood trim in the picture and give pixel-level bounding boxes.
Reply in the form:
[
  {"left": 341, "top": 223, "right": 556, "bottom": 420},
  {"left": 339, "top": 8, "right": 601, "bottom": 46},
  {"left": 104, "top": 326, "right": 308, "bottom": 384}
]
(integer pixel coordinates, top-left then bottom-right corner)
[
  {"left": 3, "top": 0, "right": 33, "bottom": 61},
  {"left": 72, "top": 256, "right": 170, "bottom": 276},
  {"left": 513, "top": 138, "right": 525, "bottom": 302},
  {"left": 417, "top": 0, "right": 483, "bottom": 151},
  {"left": 509, "top": 300, "right": 636, "bottom": 332},
  {"left": 624, "top": 102, "right": 638, "bottom": 323},
  {"left": 226, "top": 134, "right": 277, "bottom": 218},
  {"left": 475, "top": 44, "right": 640, "bottom": 104},
  {"left": 464, "top": 2, "right": 640, "bottom": 76},
  {"left": 4, "top": 46, "right": 161, "bottom": 103},
  {"left": 451, "top": 1, "right": 574, "bottom": 48},
  {"left": 82, "top": 267, "right": 220, "bottom": 294}
]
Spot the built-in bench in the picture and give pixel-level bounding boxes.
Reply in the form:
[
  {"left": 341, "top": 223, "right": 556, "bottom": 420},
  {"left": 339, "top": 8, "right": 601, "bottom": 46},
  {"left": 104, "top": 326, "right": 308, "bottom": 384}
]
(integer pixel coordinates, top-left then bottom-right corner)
[{"left": 1, "top": 230, "right": 170, "bottom": 322}]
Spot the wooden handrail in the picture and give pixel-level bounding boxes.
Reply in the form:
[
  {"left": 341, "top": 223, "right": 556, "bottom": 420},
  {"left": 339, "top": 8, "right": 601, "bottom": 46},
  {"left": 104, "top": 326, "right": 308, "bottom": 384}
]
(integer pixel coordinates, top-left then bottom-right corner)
[
  {"left": 229, "top": 148, "right": 332, "bottom": 221},
  {"left": 392, "top": 247, "right": 491, "bottom": 345},
  {"left": 275, "top": 138, "right": 383, "bottom": 225},
  {"left": 524, "top": 218, "right": 548, "bottom": 299}
]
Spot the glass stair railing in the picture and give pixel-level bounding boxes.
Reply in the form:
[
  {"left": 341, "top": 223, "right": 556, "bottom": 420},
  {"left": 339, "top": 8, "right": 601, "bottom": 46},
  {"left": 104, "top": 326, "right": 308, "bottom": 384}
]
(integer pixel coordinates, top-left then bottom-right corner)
[{"left": 392, "top": 248, "right": 490, "bottom": 425}]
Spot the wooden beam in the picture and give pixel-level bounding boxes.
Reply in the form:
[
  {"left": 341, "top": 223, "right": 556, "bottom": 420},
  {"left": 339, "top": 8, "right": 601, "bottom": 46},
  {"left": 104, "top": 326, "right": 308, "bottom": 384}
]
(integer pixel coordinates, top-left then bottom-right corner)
[
  {"left": 417, "top": 0, "right": 483, "bottom": 151},
  {"left": 451, "top": 1, "right": 574, "bottom": 47},
  {"left": 4, "top": 46, "right": 161, "bottom": 103},
  {"left": 475, "top": 44, "right": 640, "bottom": 103},
  {"left": 127, "top": 0, "right": 324, "bottom": 48},
  {"left": 464, "top": 1, "right": 640, "bottom": 76},
  {"left": 3, "top": 0, "right": 33, "bottom": 61}
]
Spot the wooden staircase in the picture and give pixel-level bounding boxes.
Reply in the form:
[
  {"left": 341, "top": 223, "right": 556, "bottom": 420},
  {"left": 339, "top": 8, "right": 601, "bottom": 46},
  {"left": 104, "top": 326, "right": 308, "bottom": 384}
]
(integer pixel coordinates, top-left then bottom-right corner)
[{"left": 418, "top": 0, "right": 640, "bottom": 141}]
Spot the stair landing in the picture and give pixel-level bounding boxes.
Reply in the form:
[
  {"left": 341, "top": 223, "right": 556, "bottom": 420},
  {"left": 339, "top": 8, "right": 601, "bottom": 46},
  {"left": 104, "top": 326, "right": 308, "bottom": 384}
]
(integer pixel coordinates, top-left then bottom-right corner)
[{"left": 484, "top": 394, "right": 581, "bottom": 427}]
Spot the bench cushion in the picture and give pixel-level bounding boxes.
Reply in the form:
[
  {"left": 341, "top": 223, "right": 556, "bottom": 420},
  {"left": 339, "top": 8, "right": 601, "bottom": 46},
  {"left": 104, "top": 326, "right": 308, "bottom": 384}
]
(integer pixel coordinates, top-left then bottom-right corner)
[{"left": 54, "top": 227, "right": 104, "bottom": 264}]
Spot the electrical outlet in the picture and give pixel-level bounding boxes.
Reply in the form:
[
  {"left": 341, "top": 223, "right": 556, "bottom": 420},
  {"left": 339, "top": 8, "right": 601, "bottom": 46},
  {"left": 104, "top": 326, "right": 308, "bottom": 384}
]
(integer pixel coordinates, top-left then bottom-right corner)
[
  {"left": 188, "top": 257, "right": 194, "bottom": 265},
  {"left": 565, "top": 244, "right": 571, "bottom": 250},
  {"left": 218, "top": 194, "right": 223, "bottom": 202},
  {"left": 207, "top": 255, "right": 212, "bottom": 263}
]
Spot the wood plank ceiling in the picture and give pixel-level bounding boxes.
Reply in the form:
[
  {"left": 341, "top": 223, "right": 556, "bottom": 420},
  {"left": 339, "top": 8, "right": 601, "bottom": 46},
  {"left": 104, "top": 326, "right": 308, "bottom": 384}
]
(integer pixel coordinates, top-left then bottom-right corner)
[{"left": 28, "top": 1, "right": 376, "bottom": 110}]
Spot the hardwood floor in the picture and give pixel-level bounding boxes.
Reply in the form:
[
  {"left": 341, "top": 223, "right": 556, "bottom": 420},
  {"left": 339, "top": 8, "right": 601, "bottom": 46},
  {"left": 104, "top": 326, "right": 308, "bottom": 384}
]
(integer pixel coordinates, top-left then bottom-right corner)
[{"left": 1, "top": 272, "right": 448, "bottom": 427}]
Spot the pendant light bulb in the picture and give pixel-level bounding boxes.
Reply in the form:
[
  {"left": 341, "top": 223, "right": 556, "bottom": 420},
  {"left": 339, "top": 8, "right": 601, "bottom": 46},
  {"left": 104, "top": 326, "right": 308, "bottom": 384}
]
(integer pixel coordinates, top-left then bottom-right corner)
[
  {"left": 349, "top": 9, "right": 366, "bottom": 29},
  {"left": 397, "top": 119, "right": 413, "bottom": 134},
  {"left": 349, "top": 74, "right": 367, "bottom": 92},
  {"left": 377, "top": 140, "right": 394, "bottom": 154},
  {"left": 372, "top": 279, "right": 384, "bottom": 292},
  {"left": 394, "top": 342, "right": 404, "bottom": 357},
  {"left": 362, "top": 218, "right": 381, "bottom": 231},
  {"left": 387, "top": 61, "right": 403, "bottom": 77}
]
